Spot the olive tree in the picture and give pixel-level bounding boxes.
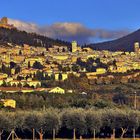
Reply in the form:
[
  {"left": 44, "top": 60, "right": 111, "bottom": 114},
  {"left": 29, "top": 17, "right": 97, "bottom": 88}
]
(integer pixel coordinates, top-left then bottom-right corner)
[
  {"left": 61, "top": 109, "right": 87, "bottom": 138},
  {"left": 5, "top": 112, "right": 25, "bottom": 140},
  {"left": 102, "top": 109, "right": 117, "bottom": 138},
  {"left": 103, "top": 109, "right": 140, "bottom": 138},
  {"left": 127, "top": 111, "right": 139, "bottom": 139},
  {"left": 115, "top": 110, "right": 130, "bottom": 138},
  {"left": 24, "top": 113, "right": 40, "bottom": 140},
  {"left": 0, "top": 113, "right": 10, "bottom": 140},
  {"left": 42, "top": 110, "right": 61, "bottom": 139},
  {"left": 86, "top": 110, "right": 102, "bottom": 139}
]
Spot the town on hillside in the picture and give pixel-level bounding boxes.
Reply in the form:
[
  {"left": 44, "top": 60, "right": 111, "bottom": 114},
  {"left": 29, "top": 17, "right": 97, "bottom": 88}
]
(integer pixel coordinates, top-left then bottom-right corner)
[
  {"left": 0, "top": 18, "right": 140, "bottom": 95},
  {"left": 2, "top": 0, "right": 140, "bottom": 139}
]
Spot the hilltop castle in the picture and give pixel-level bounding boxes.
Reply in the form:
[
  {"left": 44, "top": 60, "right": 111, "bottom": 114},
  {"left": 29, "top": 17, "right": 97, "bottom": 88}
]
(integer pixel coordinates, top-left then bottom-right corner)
[{"left": 0, "top": 17, "right": 15, "bottom": 29}]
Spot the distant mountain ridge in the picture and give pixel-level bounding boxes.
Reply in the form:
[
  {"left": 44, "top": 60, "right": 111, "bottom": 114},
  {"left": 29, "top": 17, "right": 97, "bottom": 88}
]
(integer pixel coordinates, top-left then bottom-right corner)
[
  {"left": 88, "top": 29, "right": 140, "bottom": 52},
  {"left": 0, "top": 27, "right": 70, "bottom": 48},
  {"left": 1, "top": 24, "right": 140, "bottom": 52}
]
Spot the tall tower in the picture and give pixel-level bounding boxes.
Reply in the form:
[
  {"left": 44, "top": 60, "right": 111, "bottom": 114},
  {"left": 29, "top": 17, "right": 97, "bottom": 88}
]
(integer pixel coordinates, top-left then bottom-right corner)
[
  {"left": 134, "top": 42, "right": 139, "bottom": 53},
  {"left": 1, "top": 17, "right": 8, "bottom": 24},
  {"left": 72, "top": 41, "right": 78, "bottom": 53}
]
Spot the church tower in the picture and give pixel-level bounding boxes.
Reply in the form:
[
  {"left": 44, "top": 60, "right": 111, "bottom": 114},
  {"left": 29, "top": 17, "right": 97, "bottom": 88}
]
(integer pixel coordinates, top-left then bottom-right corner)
[
  {"left": 72, "top": 41, "right": 78, "bottom": 53},
  {"left": 134, "top": 42, "right": 139, "bottom": 53}
]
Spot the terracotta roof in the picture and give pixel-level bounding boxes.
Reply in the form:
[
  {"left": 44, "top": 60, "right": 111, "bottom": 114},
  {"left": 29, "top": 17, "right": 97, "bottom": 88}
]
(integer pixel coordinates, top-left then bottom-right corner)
[{"left": 0, "top": 87, "right": 33, "bottom": 92}]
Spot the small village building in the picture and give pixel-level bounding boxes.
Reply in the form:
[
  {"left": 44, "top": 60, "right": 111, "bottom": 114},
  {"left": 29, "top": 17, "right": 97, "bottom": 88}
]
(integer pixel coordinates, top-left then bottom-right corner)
[
  {"left": 55, "top": 73, "right": 68, "bottom": 81},
  {"left": 1, "top": 99, "right": 16, "bottom": 108},
  {"left": 0, "top": 73, "right": 8, "bottom": 79},
  {"left": 49, "top": 87, "right": 65, "bottom": 94},
  {"left": 0, "top": 80, "right": 3, "bottom": 86}
]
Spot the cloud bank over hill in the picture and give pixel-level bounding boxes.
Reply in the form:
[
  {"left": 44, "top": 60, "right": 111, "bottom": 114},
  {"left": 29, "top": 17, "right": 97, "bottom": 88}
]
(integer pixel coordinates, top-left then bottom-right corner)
[{"left": 8, "top": 18, "right": 130, "bottom": 44}]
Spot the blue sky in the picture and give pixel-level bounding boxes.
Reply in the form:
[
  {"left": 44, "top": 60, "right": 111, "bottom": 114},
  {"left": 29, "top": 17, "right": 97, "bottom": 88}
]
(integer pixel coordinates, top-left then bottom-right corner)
[{"left": 1, "top": 0, "right": 140, "bottom": 43}]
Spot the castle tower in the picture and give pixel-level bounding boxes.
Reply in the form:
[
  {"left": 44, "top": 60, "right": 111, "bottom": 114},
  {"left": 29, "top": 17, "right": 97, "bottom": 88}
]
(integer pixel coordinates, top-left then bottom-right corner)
[
  {"left": 134, "top": 42, "right": 139, "bottom": 53},
  {"left": 72, "top": 41, "right": 78, "bottom": 53},
  {"left": 1, "top": 17, "right": 8, "bottom": 24},
  {"left": 0, "top": 17, "right": 15, "bottom": 29}
]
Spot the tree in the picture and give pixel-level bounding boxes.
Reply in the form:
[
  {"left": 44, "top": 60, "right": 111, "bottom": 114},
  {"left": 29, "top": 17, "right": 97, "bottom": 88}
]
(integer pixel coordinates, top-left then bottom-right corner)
[
  {"left": 72, "top": 99, "right": 90, "bottom": 108},
  {"left": 19, "top": 50, "right": 22, "bottom": 55},
  {"left": 50, "top": 73, "right": 55, "bottom": 81},
  {"left": 115, "top": 111, "right": 129, "bottom": 138},
  {"left": 23, "top": 83, "right": 30, "bottom": 88},
  {"left": 36, "top": 114, "right": 45, "bottom": 140},
  {"left": 17, "top": 82, "right": 22, "bottom": 88},
  {"left": 58, "top": 64, "right": 62, "bottom": 71},
  {"left": 42, "top": 111, "right": 61, "bottom": 139},
  {"left": 62, "top": 66, "right": 70, "bottom": 72},
  {"left": 17, "top": 75, "right": 23, "bottom": 80},
  {"left": 86, "top": 111, "right": 102, "bottom": 139},
  {"left": 64, "top": 73, "right": 79, "bottom": 90},
  {"left": 113, "top": 93, "right": 128, "bottom": 105},
  {"left": 45, "top": 73, "right": 51, "bottom": 80},
  {"left": 127, "top": 111, "right": 139, "bottom": 139},
  {"left": 35, "top": 71, "right": 44, "bottom": 80},
  {"left": 15, "top": 66, "right": 21, "bottom": 74},
  {"left": 33, "top": 61, "right": 44, "bottom": 69},
  {"left": 62, "top": 109, "right": 87, "bottom": 136},
  {"left": 102, "top": 109, "right": 118, "bottom": 138},
  {"left": 72, "top": 64, "right": 80, "bottom": 72},
  {"left": 0, "top": 113, "right": 9, "bottom": 140},
  {"left": 2, "top": 80, "right": 7, "bottom": 87},
  {"left": 2, "top": 112, "right": 24, "bottom": 140},
  {"left": 76, "top": 58, "right": 86, "bottom": 67},
  {"left": 7, "top": 112, "right": 25, "bottom": 131},
  {"left": 10, "top": 61, "right": 17, "bottom": 69},
  {"left": 24, "top": 113, "right": 40, "bottom": 140},
  {"left": 1, "top": 64, "right": 11, "bottom": 75},
  {"left": 103, "top": 109, "right": 138, "bottom": 138},
  {"left": 28, "top": 61, "right": 31, "bottom": 68},
  {"left": 58, "top": 73, "right": 62, "bottom": 81},
  {"left": 94, "top": 99, "right": 110, "bottom": 109}
]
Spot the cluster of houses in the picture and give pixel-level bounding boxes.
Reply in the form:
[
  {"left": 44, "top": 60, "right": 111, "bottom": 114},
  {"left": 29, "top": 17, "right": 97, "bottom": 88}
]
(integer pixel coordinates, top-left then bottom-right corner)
[
  {"left": 0, "top": 28, "right": 140, "bottom": 93},
  {"left": 2, "top": 17, "right": 140, "bottom": 108},
  {"left": 0, "top": 40, "right": 140, "bottom": 89}
]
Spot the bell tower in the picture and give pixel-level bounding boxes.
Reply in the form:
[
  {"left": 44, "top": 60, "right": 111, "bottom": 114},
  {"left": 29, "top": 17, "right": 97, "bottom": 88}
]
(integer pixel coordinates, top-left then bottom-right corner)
[
  {"left": 134, "top": 42, "right": 139, "bottom": 53},
  {"left": 72, "top": 41, "right": 78, "bottom": 53}
]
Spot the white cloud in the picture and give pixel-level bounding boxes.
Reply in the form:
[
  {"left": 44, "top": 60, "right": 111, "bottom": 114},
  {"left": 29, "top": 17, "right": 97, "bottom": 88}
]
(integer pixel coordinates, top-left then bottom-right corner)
[
  {"left": 8, "top": 18, "right": 130, "bottom": 44},
  {"left": 8, "top": 18, "right": 39, "bottom": 33}
]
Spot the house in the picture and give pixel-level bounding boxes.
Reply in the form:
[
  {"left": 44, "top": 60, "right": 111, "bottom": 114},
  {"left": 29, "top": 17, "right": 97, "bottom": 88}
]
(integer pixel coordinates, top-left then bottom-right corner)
[
  {"left": 27, "top": 80, "right": 41, "bottom": 88},
  {"left": 1, "top": 99, "right": 16, "bottom": 108},
  {"left": 21, "top": 88, "right": 34, "bottom": 93},
  {"left": 80, "top": 92, "right": 88, "bottom": 95},
  {"left": 49, "top": 87, "right": 65, "bottom": 94},
  {"left": 55, "top": 73, "right": 68, "bottom": 81},
  {"left": 25, "top": 57, "right": 44, "bottom": 66},
  {"left": 0, "top": 73, "right": 8, "bottom": 79},
  {"left": 0, "top": 80, "right": 3, "bottom": 86}
]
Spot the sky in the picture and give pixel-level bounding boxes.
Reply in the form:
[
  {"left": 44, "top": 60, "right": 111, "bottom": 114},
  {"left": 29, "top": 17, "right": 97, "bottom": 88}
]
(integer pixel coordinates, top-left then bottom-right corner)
[{"left": 1, "top": 0, "right": 140, "bottom": 44}]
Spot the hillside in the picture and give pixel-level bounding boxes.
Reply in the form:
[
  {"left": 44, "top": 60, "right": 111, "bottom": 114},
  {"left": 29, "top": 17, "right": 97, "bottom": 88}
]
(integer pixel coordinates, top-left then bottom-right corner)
[
  {"left": 87, "top": 29, "right": 140, "bottom": 52},
  {"left": 0, "top": 27, "right": 71, "bottom": 48}
]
